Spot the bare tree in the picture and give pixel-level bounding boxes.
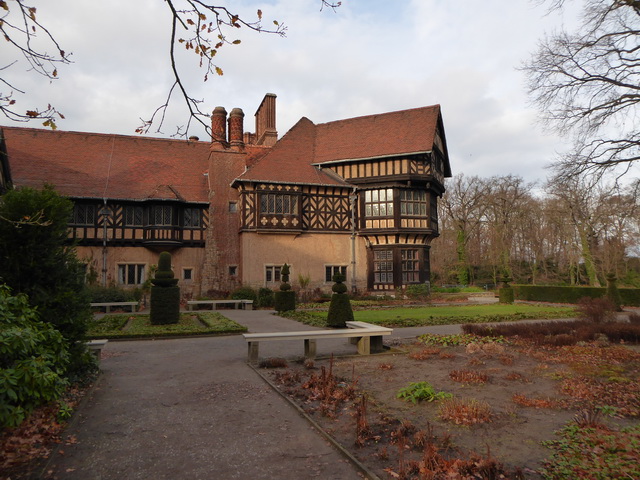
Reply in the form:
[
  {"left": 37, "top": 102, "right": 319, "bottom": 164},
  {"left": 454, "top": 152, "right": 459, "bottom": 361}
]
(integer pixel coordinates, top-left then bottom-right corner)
[
  {"left": 0, "top": 0, "right": 340, "bottom": 136},
  {"left": 484, "top": 175, "right": 536, "bottom": 282},
  {"left": 439, "top": 174, "right": 490, "bottom": 285},
  {"left": 524, "top": 0, "right": 640, "bottom": 182}
]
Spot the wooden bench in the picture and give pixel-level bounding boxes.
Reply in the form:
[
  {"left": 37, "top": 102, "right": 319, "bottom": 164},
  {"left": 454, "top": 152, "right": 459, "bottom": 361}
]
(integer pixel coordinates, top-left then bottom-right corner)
[
  {"left": 87, "top": 339, "right": 108, "bottom": 365},
  {"left": 90, "top": 301, "right": 138, "bottom": 313},
  {"left": 187, "top": 299, "right": 254, "bottom": 311},
  {"left": 243, "top": 321, "right": 392, "bottom": 364}
]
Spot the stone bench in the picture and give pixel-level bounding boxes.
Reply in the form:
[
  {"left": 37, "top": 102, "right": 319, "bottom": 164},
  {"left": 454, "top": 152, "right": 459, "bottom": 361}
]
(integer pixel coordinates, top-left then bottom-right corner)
[
  {"left": 243, "top": 321, "right": 392, "bottom": 364},
  {"left": 90, "top": 301, "right": 138, "bottom": 313},
  {"left": 187, "top": 299, "right": 254, "bottom": 311},
  {"left": 87, "top": 339, "right": 108, "bottom": 365}
]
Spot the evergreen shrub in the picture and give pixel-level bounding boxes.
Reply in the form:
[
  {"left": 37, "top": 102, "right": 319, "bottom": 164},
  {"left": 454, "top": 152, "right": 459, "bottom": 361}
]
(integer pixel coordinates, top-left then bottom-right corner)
[
  {"left": 88, "top": 285, "right": 137, "bottom": 303},
  {"left": 257, "top": 287, "right": 274, "bottom": 308},
  {"left": 405, "top": 284, "right": 430, "bottom": 301},
  {"left": 274, "top": 291, "right": 296, "bottom": 312},
  {"left": 275, "top": 263, "right": 296, "bottom": 312},
  {"left": 327, "top": 273, "right": 353, "bottom": 328},
  {"left": 230, "top": 286, "right": 257, "bottom": 302},
  {"left": 605, "top": 273, "right": 623, "bottom": 312},
  {"left": 0, "top": 185, "right": 93, "bottom": 376},
  {"left": 150, "top": 252, "right": 180, "bottom": 325},
  {"left": 0, "top": 285, "right": 70, "bottom": 428},
  {"left": 514, "top": 284, "right": 640, "bottom": 306}
]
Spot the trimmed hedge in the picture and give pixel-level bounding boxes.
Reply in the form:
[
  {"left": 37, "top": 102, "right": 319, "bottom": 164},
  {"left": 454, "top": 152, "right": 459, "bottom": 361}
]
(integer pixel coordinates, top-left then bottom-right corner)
[
  {"left": 513, "top": 284, "right": 640, "bottom": 306},
  {"left": 150, "top": 285, "right": 181, "bottom": 324},
  {"left": 274, "top": 290, "right": 296, "bottom": 312}
]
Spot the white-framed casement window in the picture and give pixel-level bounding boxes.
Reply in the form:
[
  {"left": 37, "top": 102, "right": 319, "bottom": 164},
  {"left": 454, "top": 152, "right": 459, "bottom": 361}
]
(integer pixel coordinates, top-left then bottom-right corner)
[
  {"left": 182, "top": 267, "right": 193, "bottom": 281},
  {"left": 265, "top": 265, "right": 283, "bottom": 284},
  {"left": 325, "top": 265, "right": 347, "bottom": 283},
  {"left": 117, "top": 264, "right": 146, "bottom": 285},
  {"left": 364, "top": 188, "right": 394, "bottom": 217}
]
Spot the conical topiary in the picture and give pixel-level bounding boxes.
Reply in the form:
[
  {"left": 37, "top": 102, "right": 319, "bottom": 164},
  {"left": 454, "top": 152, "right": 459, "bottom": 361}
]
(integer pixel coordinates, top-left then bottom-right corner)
[
  {"left": 605, "top": 273, "right": 623, "bottom": 312},
  {"left": 498, "top": 276, "right": 514, "bottom": 304},
  {"left": 327, "top": 273, "right": 353, "bottom": 328},
  {"left": 150, "top": 251, "right": 180, "bottom": 325},
  {"left": 274, "top": 263, "right": 295, "bottom": 312}
]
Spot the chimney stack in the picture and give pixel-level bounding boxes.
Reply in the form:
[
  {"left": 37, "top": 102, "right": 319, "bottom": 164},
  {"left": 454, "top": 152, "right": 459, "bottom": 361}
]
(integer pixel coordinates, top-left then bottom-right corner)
[
  {"left": 254, "top": 93, "right": 278, "bottom": 146},
  {"left": 228, "top": 108, "right": 245, "bottom": 150},
  {"left": 211, "top": 106, "right": 228, "bottom": 147}
]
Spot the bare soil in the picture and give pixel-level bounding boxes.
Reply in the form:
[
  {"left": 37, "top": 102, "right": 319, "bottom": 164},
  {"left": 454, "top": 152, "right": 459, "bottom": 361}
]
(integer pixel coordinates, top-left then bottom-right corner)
[{"left": 265, "top": 337, "right": 640, "bottom": 479}]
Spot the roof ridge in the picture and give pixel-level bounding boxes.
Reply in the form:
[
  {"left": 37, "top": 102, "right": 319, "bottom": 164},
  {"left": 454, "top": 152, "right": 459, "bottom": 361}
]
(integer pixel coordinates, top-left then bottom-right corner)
[{"left": 316, "top": 104, "right": 441, "bottom": 127}]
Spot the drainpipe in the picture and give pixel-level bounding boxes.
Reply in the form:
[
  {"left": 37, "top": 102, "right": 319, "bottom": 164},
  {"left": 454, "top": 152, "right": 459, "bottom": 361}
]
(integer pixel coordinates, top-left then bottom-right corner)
[
  {"left": 99, "top": 199, "right": 111, "bottom": 286},
  {"left": 349, "top": 188, "right": 357, "bottom": 294}
]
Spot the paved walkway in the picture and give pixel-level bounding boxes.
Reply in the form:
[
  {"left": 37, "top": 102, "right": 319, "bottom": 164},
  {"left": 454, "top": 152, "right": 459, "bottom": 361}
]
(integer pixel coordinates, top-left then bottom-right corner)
[{"left": 42, "top": 308, "right": 633, "bottom": 479}]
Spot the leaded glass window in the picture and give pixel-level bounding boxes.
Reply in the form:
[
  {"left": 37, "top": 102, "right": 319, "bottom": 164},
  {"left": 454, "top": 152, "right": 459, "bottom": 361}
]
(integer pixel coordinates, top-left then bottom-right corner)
[
  {"left": 365, "top": 189, "right": 394, "bottom": 217},
  {"left": 400, "top": 190, "right": 427, "bottom": 216},
  {"left": 373, "top": 250, "right": 393, "bottom": 284}
]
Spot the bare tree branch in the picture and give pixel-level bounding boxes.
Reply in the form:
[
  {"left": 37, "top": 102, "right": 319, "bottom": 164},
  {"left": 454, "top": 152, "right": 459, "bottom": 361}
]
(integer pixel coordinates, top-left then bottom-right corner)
[
  {"left": 0, "top": 1, "right": 69, "bottom": 129},
  {"left": 1, "top": 1, "right": 339, "bottom": 137},
  {"left": 524, "top": 0, "right": 640, "bottom": 181}
]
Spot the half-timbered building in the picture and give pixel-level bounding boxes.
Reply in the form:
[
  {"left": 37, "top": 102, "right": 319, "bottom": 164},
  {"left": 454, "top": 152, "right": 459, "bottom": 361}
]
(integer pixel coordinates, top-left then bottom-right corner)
[{"left": 0, "top": 93, "right": 451, "bottom": 296}]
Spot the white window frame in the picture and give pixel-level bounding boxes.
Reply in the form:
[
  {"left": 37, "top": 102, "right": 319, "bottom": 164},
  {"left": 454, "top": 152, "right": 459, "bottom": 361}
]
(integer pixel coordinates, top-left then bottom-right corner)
[
  {"left": 325, "top": 265, "right": 348, "bottom": 283},
  {"left": 264, "top": 264, "right": 291, "bottom": 285},
  {"left": 117, "top": 263, "right": 146, "bottom": 286}
]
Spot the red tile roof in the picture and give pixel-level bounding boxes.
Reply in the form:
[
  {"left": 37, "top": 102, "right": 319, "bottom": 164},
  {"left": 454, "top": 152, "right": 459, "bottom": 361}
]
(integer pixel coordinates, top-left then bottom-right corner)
[
  {"left": 2, "top": 127, "right": 211, "bottom": 203},
  {"left": 235, "top": 105, "right": 447, "bottom": 185},
  {"left": 234, "top": 117, "right": 349, "bottom": 187},
  {"left": 315, "top": 105, "right": 443, "bottom": 164}
]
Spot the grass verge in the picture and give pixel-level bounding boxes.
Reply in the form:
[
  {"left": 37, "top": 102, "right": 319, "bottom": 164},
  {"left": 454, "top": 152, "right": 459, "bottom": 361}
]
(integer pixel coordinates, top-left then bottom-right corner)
[
  {"left": 86, "top": 312, "right": 246, "bottom": 339},
  {"left": 280, "top": 304, "right": 577, "bottom": 328}
]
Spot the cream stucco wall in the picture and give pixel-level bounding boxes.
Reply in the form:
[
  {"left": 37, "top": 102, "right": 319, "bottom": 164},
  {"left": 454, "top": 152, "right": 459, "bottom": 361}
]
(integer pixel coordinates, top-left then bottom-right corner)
[
  {"left": 76, "top": 246, "right": 206, "bottom": 297},
  {"left": 240, "top": 232, "right": 368, "bottom": 292}
]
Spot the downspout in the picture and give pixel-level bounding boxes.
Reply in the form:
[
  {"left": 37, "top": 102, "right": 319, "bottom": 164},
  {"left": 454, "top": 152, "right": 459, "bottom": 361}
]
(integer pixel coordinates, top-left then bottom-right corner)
[
  {"left": 101, "top": 198, "right": 108, "bottom": 286},
  {"left": 349, "top": 187, "right": 357, "bottom": 294}
]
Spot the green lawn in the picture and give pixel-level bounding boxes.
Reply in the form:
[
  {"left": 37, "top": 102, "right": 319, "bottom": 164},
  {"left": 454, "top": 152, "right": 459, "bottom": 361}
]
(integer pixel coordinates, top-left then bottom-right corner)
[
  {"left": 86, "top": 312, "right": 247, "bottom": 339},
  {"left": 281, "top": 303, "right": 577, "bottom": 328}
]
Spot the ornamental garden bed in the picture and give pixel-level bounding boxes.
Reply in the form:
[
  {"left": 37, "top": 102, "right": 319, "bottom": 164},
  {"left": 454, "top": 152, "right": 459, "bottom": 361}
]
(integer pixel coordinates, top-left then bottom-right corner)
[
  {"left": 262, "top": 321, "right": 640, "bottom": 479},
  {"left": 86, "top": 312, "right": 246, "bottom": 339}
]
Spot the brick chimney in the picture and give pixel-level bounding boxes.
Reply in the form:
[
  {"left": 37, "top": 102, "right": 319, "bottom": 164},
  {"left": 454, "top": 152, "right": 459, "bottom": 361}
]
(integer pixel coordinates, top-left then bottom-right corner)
[
  {"left": 211, "top": 106, "right": 228, "bottom": 148},
  {"left": 228, "top": 108, "right": 245, "bottom": 151},
  {"left": 254, "top": 93, "right": 277, "bottom": 146}
]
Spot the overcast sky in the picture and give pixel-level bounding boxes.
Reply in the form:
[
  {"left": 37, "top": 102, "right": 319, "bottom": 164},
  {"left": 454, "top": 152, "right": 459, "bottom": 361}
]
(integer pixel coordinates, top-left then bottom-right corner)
[{"left": 0, "top": 0, "right": 585, "bottom": 185}]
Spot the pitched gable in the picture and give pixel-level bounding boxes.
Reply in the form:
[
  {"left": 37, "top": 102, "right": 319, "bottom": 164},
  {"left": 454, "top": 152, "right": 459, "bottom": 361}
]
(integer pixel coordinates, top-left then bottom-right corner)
[
  {"left": 234, "top": 104, "right": 451, "bottom": 186},
  {"left": 234, "top": 117, "right": 349, "bottom": 187}
]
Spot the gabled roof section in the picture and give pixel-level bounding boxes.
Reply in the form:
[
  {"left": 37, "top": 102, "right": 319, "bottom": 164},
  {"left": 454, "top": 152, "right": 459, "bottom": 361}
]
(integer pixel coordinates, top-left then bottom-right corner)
[
  {"left": 315, "top": 105, "right": 444, "bottom": 164},
  {"left": 234, "top": 117, "right": 350, "bottom": 187},
  {"left": 1, "top": 127, "right": 211, "bottom": 202},
  {"left": 234, "top": 104, "right": 451, "bottom": 186}
]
